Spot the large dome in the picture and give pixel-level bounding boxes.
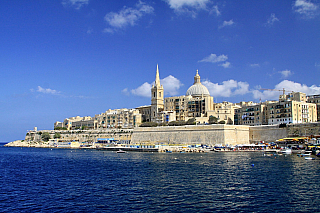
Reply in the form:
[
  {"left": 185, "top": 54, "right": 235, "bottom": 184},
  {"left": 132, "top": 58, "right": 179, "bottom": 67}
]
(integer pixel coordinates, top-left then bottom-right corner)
[
  {"left": 186, "top": 83, "right": 210, "bottom": 97},
  {"left": 186, "top": 70, "right": 210, "bottom": 97}
]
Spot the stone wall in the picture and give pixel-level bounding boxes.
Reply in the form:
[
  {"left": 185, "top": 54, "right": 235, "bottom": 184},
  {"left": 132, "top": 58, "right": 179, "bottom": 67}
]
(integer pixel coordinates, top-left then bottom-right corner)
[
  {"left": 131, "top": 125, "right": 249, "bottom": 146},
  {"left": 249, "top": 125, "right": 288, "bottom": 143},
  {"left": 249, "top": 122, "right": 320, "bottom": 143},
  {"left": 24, "top": 122, "right": 320, "bottom": 145}
]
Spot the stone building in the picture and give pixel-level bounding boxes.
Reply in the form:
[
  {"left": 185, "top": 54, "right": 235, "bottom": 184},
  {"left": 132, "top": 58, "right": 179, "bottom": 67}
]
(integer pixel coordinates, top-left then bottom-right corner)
[
  {"left": 151, "top": 64, "right": 164, "bottom": 123},
  {"left": 94, "top": 108, "right": 141, "bottom": 129},
  {"left": 163, "top": 70, "right": 214, "bottom": 123},
  {"left": 234, "top": 92, "right": 317, "bottom": 126},
  {"left": 307, "top": 94, "right": 320, "bottom": 121}
]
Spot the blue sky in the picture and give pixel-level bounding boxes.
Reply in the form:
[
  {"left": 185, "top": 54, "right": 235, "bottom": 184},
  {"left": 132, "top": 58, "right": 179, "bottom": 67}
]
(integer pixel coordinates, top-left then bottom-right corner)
[{"left": 1, "top": 0, "right": 320, "bottom": 141}]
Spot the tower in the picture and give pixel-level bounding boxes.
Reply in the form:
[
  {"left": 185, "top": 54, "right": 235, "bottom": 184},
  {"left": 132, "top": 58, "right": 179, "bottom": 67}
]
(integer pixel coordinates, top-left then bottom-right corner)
[{"left": 151, "top": 64, "right": 164, "bottom": 122}]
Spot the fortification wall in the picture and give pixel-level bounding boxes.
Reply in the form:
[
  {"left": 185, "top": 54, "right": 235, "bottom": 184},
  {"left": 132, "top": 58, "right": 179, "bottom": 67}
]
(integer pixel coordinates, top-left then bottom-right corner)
[
  {"left": 249, "top": 125, "right": 288, "bottom": 143},
  {"left": 249, "top": 122, "right": 320, "bottom": 143},
  {"left": 25, "top": 129, "right": 133, "bottom": 142},
  {"left": 131, "top": 125, "right": 249, "bottom": 146}
]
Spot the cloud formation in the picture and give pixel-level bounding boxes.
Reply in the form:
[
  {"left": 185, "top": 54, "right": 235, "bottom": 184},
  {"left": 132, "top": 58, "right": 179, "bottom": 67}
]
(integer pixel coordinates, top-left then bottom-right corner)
[
  {"left": 104, "top": 1, "right": 154, "bottom": 33},
  {"left": 219, "top": 19, "right": 234, "bottom": 28},
  {"left": 36, "top": 86, "right": 60, "bottom": 95},
  {"left": 199, "top": 53, "right": 227, "bottom": 63},
  {"left": 165, "top": 0, "right": 210, "bottom": 10},
  {"left": 279, "top": 69, "right": 293, "bottom": 78},
  {"left": 253, "top": 80, "right": 320, "bottom": 100},
  {"left": 62, "top": 0, "right": 89, "bottom": 9},
  {"left": 199, "top": 53, "right": 231, "bottom": 68},
  {"left": 293, "top": 0, "right": 319, "bottom": 18},
  {"left": 131, "top": 82, "right": 152, "bottom": 97},
  {"left": 250, "top": 63, "right": 260, "bottom": 68},
  {"left": 210, "top": 5, "right": 221, "bottom": 16},
  {"left": 130, "top": 75, "right": 183, "bottom": 97},
  {"left": 202, "top": 79, "right": 250, "bottom": 98},
  {"left": 165, "top": 0, "right": 216, "bottom": 17},
  {"left": 266, "top": 13, "right": 279, "bottom": 26}
]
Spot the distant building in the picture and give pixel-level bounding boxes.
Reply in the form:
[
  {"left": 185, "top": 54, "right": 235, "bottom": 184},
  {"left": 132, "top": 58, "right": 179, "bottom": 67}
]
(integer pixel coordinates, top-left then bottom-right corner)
[
  {"left": 94, "top": 108, "right": 141, "bottom": 129},
  {"left": 234, "top": 92, "right": 317, "bottom": 126},
  {"left": 163, "top": 70, "right": 214, "bottom": 123},
  {"left": 54, "top": 65, "right": 318, "bottom": 129},
  {"left": 307, "top": 94, "right": 320, "bottom": 121},
  {"left": 151, "top": 64, "right": 164, "bottom": 123}
]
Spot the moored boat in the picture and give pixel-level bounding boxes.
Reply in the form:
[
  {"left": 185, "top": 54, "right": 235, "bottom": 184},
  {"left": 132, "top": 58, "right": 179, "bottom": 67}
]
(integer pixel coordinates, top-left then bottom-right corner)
[
  {"left": 305, "top": 157, "right": 315, "bottom": 160},
  {"left": 280, "top": 149, "right": 292, "bottom": 154}
]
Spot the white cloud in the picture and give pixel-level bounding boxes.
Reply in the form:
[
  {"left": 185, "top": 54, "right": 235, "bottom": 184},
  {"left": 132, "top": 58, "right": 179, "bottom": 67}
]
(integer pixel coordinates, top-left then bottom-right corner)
[
  {"left": 62, "top": 0, "right": 89, "bottom": 9},
  {"left": 219, "top": 61, "right": 231, "bottom": 68},
  {"left": 293, "top": 0, "right": 319, "bottom": 18},
  {"left": 165, "top": 0, "right": 210, "bottom": 10},
  {"left": 199, "top": 53, "right": 231, "bottom": 68},
  {"left": 161, "top": 75, "right": 184, "bottom": 96},
  {"left": 210, "top": 5, "right": 221, "bottom": 16},
  {"left": 250, "top": 63, "right": 260, "bottom": 68},
  {"left": 122, "top": 88, "right": 130, "bottom": 96},
  {"left": 131, "top": 82, "right": 152, "bottom": 97},
  {"left": 252, "top": 80, "right": 320, "bottom": 100},
  {"left": 202, "top": 79, "right": 250, "bottom": 97},
  {"left": 130, "top": 75, "right": 183, "bottom": 97},
  {"left": 104, "top": 1, "right": 154, "bottom": 33},
  {"left": 36, "top": 86, "right": 60, "bottom": 95},
  {"left": 266, "top": 13, "right": 279, "bottom": 26},
  {"left": 279, "top": 69, "right": 293, "bottom": 78},
  {"left": 165, "top": 0, "right": 215, "bottom": 17},
  {"left": 219, "top": 19, "right": 234, "bottom": 28},
  {"left": 198, "top": 53, "right": 228, "bottom": 63}
]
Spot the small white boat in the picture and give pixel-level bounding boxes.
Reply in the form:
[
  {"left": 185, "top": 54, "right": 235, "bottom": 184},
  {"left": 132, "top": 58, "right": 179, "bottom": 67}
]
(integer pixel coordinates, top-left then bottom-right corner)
[
  {"left": 305, "top": 157, "right": 315, "bottom": 160},
  {"left": 280, "top": 149, "right": 292, "bottom": 154},
  {"left": 116, "top": 150, "right": 126, "bottom": 153}
]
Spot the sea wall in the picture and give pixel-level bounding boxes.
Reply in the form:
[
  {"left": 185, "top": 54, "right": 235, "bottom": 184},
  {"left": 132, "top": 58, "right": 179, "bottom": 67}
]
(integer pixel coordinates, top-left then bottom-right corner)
[
  {"left": 249, "top": 125, "right": 288, "bottom": 143},
  {"left": 131, "top": 125, "right": 249, "bottom": 146},
  {"left": 19, "top": 122, "right": 320, "bottom": 146}
]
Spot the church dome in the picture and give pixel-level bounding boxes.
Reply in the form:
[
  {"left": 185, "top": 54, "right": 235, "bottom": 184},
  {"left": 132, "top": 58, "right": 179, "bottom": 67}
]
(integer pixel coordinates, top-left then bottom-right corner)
[{"left": 186, "top": 70, "right": 210, "bottom": 97}]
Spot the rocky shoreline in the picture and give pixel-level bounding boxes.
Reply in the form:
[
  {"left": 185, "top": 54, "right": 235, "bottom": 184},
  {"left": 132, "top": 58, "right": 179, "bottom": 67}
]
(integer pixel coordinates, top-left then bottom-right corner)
[{"left": 4, "top": 140, "right": 52, "bottom": 148}]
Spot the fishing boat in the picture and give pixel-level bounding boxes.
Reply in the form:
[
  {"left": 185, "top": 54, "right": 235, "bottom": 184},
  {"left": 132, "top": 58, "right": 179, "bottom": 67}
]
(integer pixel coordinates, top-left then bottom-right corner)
[{"left": 116, "top": 150, "right": 126, "bottom": 153}]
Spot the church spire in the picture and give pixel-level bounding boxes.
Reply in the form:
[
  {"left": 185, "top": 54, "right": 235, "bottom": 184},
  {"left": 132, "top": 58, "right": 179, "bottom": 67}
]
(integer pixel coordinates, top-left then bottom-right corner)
[{"left": 155, "top": 64, "right": 161, "bottom": 87}]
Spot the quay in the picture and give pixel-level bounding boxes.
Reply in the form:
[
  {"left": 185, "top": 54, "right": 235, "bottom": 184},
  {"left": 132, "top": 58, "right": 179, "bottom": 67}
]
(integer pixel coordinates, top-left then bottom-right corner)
[{"left": 96, "top": 147, "right": 158, "bottom": 152}]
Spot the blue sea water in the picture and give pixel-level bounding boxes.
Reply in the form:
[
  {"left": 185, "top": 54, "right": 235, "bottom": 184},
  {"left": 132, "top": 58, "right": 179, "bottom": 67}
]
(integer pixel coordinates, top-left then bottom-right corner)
[{"left": 0, "top": 143, "right": 320, "bottom": 212}]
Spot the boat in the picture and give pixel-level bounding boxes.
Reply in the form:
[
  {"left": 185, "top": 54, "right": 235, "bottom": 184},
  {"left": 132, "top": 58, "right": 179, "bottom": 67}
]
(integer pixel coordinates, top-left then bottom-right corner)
[
  {"left": 305, "top": 157, "right": 315, "bottom": 160},
  {"left": 280, "top": 149, "right": 292, "bottom": 154},
  {"left": 116, "top": 150, "right": 126, "bottom": 153}
]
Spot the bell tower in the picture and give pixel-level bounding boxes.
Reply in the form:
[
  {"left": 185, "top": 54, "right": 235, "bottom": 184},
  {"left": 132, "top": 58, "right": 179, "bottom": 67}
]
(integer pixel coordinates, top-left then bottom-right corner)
[{"left": 151, "top": 64, "right": 164, "bottom": 122}]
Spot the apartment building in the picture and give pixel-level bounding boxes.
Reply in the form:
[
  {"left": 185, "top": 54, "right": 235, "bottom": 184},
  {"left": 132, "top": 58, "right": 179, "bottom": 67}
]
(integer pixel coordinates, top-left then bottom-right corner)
[
  {"left": 307, "top": 94, "right": 320, "bottom": 121},
  {"left": 95, "top": 108, "right": 141, "bottom": 129}
]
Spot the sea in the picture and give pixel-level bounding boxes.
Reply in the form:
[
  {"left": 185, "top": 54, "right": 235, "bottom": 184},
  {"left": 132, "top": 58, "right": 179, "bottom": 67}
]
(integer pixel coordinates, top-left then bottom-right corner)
[{"left": 0, "top": 142, "right": 319, "bottom": 212}]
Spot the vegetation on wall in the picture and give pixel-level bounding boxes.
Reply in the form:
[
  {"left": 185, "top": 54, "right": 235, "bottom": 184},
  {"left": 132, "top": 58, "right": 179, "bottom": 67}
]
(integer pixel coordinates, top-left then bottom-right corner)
[{"left": 41, "top": 132, "right": 51, "bottom": 142}]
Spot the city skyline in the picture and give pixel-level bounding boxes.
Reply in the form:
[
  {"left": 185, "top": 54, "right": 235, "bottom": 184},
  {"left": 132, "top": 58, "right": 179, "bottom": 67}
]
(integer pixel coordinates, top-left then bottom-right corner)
[{"left": 1, "top": 0, "right": 320, "bottom": 141}]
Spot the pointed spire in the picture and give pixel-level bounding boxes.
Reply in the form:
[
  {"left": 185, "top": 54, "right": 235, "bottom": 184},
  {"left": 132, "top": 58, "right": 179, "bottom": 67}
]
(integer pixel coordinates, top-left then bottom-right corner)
[{"left": 155, "top": 64, "right": 160, "bottom": 87}]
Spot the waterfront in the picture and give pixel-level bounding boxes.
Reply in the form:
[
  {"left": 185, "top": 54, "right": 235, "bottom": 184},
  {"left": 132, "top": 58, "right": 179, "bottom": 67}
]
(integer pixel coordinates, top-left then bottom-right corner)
[{"left": 0, "top": 143, "right": 319, "bottom": 212}]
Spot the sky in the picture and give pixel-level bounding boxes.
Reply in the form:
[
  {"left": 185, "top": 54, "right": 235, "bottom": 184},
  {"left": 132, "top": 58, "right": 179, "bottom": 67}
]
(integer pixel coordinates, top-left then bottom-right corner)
[{"left": 1, "top": 0, "right": 320, "bottom": 141}]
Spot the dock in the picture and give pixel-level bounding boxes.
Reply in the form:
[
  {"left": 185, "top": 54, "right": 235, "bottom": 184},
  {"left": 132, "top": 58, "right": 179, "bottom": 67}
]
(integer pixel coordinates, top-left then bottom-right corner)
[{"left": 96, "top": 147, "right": 158, "bottom": 152}]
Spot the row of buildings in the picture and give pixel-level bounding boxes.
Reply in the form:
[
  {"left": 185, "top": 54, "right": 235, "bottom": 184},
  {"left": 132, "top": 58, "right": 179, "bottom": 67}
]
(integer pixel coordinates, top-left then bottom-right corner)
[{"left": 54, "top": 65, "right": 320, "bottom": 130}]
